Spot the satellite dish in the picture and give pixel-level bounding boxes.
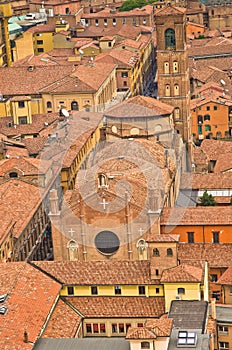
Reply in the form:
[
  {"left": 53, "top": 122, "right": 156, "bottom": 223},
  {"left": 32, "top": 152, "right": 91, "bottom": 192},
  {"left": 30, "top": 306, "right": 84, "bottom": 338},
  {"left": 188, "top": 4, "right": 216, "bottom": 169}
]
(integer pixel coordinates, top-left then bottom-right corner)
[
  {"left": 220, "top": 79, "right": 226, "bottom": 86},
  {"left": 61, "top": 108, "right": 69, "bottom": 117}
]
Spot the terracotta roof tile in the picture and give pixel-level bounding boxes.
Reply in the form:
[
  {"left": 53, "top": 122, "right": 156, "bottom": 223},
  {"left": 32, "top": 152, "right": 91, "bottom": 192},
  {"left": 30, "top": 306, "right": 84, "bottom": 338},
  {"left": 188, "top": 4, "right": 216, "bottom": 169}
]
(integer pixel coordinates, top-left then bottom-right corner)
[
  {"left": 126, "top": 327, "right": 157, "bottom": 339},
  {"left": 217, "top": 266, "right": 232, "bottom": 285},
  {"left": 65, "top": 296, "right": 165, "bottom": 318},
  {"left": 200, "top": 139, "right": 232, "bottom": 160},
  {"left": 0, "top": 157, "right": 49, "bottom": 176},
  {"left": 22, "top": 137, "right": 47, "bottom": 156},
  {"left": 43, "top": 298, "right": 82, "bottom": 338},
  {"left": 180, "top": 172, "right": 232, "bottom": 190},
  {"left": 0, "top": 262, "right": 60, "bottom": 350},
  {"left": 33, "top": 260, "right": 154, "bottom": 285},
  {"left": 160, "top": 264, "right": 203, "bottom": 283},
  {"left": 178, "top": 243, "right": 232, "bottom": 268},
  {"left": 155, "top": 5, "right": 186, "bottom": 16},
  {"left": 145, "top": 318, "right": 173, "bottom": 337},
  {"left": 161, "top": 206, "right": 232, "bottom": 226},
  {"left": 146, "top": 234, "right": 180, "bottom": 243}
]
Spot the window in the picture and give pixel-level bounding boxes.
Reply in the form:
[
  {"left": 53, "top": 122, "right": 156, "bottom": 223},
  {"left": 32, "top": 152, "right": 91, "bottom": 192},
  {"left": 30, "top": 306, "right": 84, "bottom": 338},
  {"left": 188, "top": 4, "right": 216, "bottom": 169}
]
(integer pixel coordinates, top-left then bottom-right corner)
[
  {"left": 198, "top": 125, "right": 202, "bottom": 134},
  {"left": 153, "top": 248, "right": 160, "bottom": 257},
  {"left": 214, "top": 105, "right": 218, "bottom": 110},
  {"left": 100, "top": 323, "right": 106, "bottom": 333},
  {"left": 36, "top": 40, "right": 43, "bottom": 45},
  {"left": 133, "top": 18, "right": 136, "bottom": 25},
  {"left": 178, "top": 288, "right": 185, "bottom": 295},
  {"left": 91, "top": 286, "right": 98, "bottom": 295},
  {"left": 173, "top": 61, "right": 178, "bottom": 73},
  {"left": 113, "top": 18, "right": 116, "bottom": 25},
  {"left": 204, "top": 114, "right": 210, "bottom": 121},
  {"left": 119, "top": 323, "right": 124, "bottom": 333},
  {"left": 9, "top": 172, "right": 18, "bottom": 178},
  {"left": 174, "top": 84, "right": 179, "bottom": 96},
  {"left": 67, "top": 286, "right": 74, "bottom": 295},
  {"left": 155, "top": 269, "right": 159, "bottom": 276},
  {"left": 122, "top": 18, "right": 126, "bottom": 24},
  {"left": 104, "top": 19, "right": 107, "bottom": 26},
  {"left": 213, "top": 231, "right": 219, "bottom": 243},
  {"left": 137, "top": 323, "right": 143, "bottom": 327},
  {"left": 165, "top": 84, "right": 170, "bottom": 97},
  {"left": 112, "top": 324, "right": 118, "bottom": 333},
  {"left": 138, "top": 286, "right": 145, "bottom": 295},
  {"left": 156, "top": 288, "right": 160, "bottom": 294},
  {"left": 18, "top": 117, "right": 27, "bottom": 125},
  {"left": 93, "top": 324, "right": 99, "bottom": 333},
  {"left": 86, "top": 324, "right": 92, "bottom": 333},
  {"left": 230, "top": 286, "right": 232, "bottom": 294},
  {"left": 165, "top": 28, "right": 176, "bottom": 49},
  {"left": 205, "top": 124, "right": 211, "bottom": 131},
  {"left": 122, "top": 72, "right": 128, "bottom": 78},
  {"left": 108, "top": 42, "right": 112, "bottom": 47},
  {"left": 219, "top": 342, "right": 229, "bottom": 350},
  {"left": 210, "top": 274, "right": 218, "bottom": 282},
  {"left": 178, "top": 331, "right": 197, "bottom": 346},
  {"left": 174, "top": 107, "right": 180, "bottom": 119},
  {"left": 18, "top": 101, "right": 25, "bottom": 108},
  {"left": 98, "top": 174, "right": 107, "bottom": 188},
  {"left": 38, "top": 48, "right": 44, "bottom": 52},
  {"left": 141, "top": 342, "right": 150, "bottom": 349},
  {"left": 71, "top": 101, "right": 79, "bottom": 111},
  {"left": 47, "top": 101, "right": 52, "bottom": 109},
  {"left": 164, "top": 61, "right": 169, "bottom": 74},
  {"left": 206, "top": 106, "right": 210, "bottom": 111},
  {"left": 123, "top": 81, "right": 127, "bottom": 87},
  {"left": 167, "top": 248, "right": 173, "bottom": 256},
  {"left": 212, "top": 290, "right": 221, "bottom": 301},
  {"left": 219, "top": 326, "right": 228, "bottom": 334},
  {"left": 115, "top": 285, "right": 121, "bottom": 295},
  {"left": 187, "top": 232, "right": 194, "bottom": 243},
  {"left": 95, "top": 19, "right": 99, "bottom": 26},
  {"left": 126, "top": 323, "right": 131, "bottom": 331}
]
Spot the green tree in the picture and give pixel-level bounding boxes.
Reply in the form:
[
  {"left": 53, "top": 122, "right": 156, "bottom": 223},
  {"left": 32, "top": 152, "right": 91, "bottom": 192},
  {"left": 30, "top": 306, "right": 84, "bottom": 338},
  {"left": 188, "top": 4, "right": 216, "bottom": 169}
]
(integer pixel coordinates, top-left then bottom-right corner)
[
  {"left": 200, "top": 190, "right": 217, "bottom": 206},
  {"left": 119, "top": 0, "right": 154, "bottom": 12}
]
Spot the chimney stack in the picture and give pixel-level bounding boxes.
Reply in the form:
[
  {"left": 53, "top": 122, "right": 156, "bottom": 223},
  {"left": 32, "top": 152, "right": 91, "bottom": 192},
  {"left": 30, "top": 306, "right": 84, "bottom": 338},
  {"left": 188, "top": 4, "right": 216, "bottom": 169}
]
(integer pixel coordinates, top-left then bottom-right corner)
[
  {"left": 24, "top": 331, "right": 28, "bottom": 343},
  {"left": 49, "top": 189, "right": 60, "bottom": 216}
]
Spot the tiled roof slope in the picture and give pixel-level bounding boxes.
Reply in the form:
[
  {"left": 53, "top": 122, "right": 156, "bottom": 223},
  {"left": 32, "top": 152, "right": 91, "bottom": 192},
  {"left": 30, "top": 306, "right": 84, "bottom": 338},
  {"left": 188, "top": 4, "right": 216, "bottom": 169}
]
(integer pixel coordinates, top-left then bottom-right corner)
[
  {"left": 0, "top": 157, "right": 49, "bottom": 176},
  {"left": 42, "top": 298, "right": 82, "bottom": 338},
  {"left": 180, "top": 173, "right": 232, "bottom": 190},
  {"left": 160, "top": 264, "right": 203, "bottom": 283},
  {"left": 217, "top": 266, "right": 232, "bottom": 285},
  {"left": 146, "top": 234, "right": 180, "bottom": 243},
  {"left": 161, "top": 206, "right": 232, "bottom": 226},
  {"left": 126, "top": 327, "right": 157, "bottom": 339},
  {"left": 65, "top": 296, "right": 165, "bottom": 318},
  {"left": 0, "top": 262, "right": 60, "bottom": 350},
  {"left": 178, "top": 243, "right": 232, "bottom": 268},
  {"left": 200, "top": 139, "right": 232, "bottom": 160},
  {"left": 146, "top": 317, "right": 173, "bottom": 337},
  {"left": 0, "top": 179, "right": 41, "bottom": 242},
  {"left": 33, "top": 260, "right": 154, "bottom": 285}
]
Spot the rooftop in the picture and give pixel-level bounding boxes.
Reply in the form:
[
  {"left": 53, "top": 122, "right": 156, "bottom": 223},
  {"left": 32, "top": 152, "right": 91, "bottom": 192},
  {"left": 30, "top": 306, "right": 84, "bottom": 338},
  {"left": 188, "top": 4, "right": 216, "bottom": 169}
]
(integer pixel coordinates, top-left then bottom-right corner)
[{"left": 160, "top": 264, "right": 203, "bottom": 283}]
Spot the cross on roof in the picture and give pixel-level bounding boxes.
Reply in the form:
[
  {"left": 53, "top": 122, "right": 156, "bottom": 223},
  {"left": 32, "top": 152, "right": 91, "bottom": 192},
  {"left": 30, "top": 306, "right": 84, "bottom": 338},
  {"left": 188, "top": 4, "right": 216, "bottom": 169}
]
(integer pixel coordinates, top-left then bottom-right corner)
[{"left": 99, "top": 198, "right": 109, "bottom": 211}]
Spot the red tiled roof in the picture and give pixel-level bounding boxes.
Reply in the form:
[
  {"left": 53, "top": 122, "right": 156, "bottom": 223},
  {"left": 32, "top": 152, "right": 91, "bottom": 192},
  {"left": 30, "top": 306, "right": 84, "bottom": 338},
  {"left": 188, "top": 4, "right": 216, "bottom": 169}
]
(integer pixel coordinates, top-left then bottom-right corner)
[
  {"left": 22, "top": 137, "right": 47, "bottom": 156},
  {"left": 178, "top": 243, "right": 232, "bottom": 268},
  {"left": 43, "top": 298, "right": 82, "bottom": 338},
  {"left": 33, "top": 260, "right": 154, "bottom": 285},
  {"left": 180, "top": 172, "right": 232, "bottom": 190},
  {"left": 146, "top": 234, "right": 180, "bottom": 243},
  {"left": 160, "top": 264, "right": 203, "bottom": 283},
  {"left": 200, "top": 139, "right": 232, "bottom": 160},
  {"left": 65, "top": 296, "right": 165, "bottom": 318},
  {"left": 0, "top": 262, "right": 61, "bottom": 350},
  {"left": 155, "top": 5, "right": 186, "bottom": 16},
  {"left": 161, "top": 206, "right": 232, "bottom": 226},
  {"left": 0, "top": 157, "right": 49, "bottom": 176},
  {"left": 217, "top": 266, "right": 232, "bottom": 285},
  {"left": 126, "top": 327, "right": 157, "bottom": 339},
  {"left": 145, "top": 318, "right": 173, "bottom": 337}
]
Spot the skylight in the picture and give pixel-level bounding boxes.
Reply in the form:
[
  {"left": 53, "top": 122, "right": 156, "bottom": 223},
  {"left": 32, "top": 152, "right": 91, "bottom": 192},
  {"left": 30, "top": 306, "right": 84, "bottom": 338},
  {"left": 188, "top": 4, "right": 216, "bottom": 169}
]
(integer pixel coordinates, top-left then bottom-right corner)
[
  {"left": 0, "top": 305, "right": 8, "bottom": 316},
  {"left": 177, "top": 331, "right": 197, "bottom": 347},
  {"left": 0, "top": 294, "right": 8, "bottom": 303}
]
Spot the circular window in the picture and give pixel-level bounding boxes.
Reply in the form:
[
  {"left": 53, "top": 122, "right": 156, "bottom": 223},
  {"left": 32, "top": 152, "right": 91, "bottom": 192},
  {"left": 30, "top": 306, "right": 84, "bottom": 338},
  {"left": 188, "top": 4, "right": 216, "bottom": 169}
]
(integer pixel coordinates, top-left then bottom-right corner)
[
  {"left": 95, "top": 230, "right": 120, "bottom": 255},
  {"left": 130, "top": 127, "right": 140, "bottom": 135}
]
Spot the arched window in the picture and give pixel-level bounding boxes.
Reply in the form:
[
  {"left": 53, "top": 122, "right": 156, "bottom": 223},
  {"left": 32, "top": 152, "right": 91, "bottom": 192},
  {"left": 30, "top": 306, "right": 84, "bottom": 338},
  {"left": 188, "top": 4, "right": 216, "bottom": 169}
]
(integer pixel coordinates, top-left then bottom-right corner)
[
  {"left": 71, "top": 101, "right": 79, "bottom": 110},
  {"left": 178, "top": 287, "right": 185, "bottom": 295},
  {"left": 164, "top": 61, "right": 169, "bottom": 74},
  {"left": 198, "top": 115, "right": 203, "bottom": 124},
  {"left": 153, "top": 248, "right": 160, "bottom": 257},
  {"left": 204, "top": 114, "right": 210, "bottom": 121},
  {"left": 174, "top": 107, "right": 180, "bottom": 119},
  {"left": 154, "top": 124, "right": 162, "bottom": 133},
  {"left": 174, "top": 84, "right": 179, "bottom": 96},
  {"left": 165, "top": 84, "right": 170, "bottom": 97},
  {"left": 205, "top": 125, "right": 211, "bottom": 132},
  {"left": 165, "top": 28, "right": 176, "bottom": 49},
  {"left": 167, "top": 248, "right": 173, "bottom": 256},
  {"left": 47, "top": 101, "right": 52, "bottom": 109},
  {"left": 173, "top": 61, "right": 178, "bottom": 73},
  {"left": 9, "top": 172, "right": 18, "bottom": 178},
  {"left": 98, "top": 174, "right": 108, "bottom": 188},
  {"left": 141, "top": 342, "right": 150, "bottom": 349},
  {"left": 67, "top": 240, "right": 78, "bottom": 261}
]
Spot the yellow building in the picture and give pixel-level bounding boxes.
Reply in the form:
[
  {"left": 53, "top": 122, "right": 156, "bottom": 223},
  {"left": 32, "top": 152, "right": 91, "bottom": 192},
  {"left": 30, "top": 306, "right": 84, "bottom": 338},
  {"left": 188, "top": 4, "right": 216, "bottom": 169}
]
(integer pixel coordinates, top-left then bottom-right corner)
[
  {"left": 0, "top": 2, "right": 13, "bottom": 66},
  {"left": 13, "top": 23, "right": 55, "bottom": 61},
  {"left": 160, "top": 263, "right": 209, "bottom": 312}
]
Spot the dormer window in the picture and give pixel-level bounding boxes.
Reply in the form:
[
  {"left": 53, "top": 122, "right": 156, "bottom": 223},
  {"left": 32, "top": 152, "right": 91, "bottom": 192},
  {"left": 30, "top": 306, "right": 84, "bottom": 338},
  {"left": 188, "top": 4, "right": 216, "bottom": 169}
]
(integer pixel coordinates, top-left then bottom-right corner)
[
  {"left": 9, "top": 172, "right": 18, "bottom": 178},
  {"left": 98, "top": 173, "right": 108, "bottom": 188}
]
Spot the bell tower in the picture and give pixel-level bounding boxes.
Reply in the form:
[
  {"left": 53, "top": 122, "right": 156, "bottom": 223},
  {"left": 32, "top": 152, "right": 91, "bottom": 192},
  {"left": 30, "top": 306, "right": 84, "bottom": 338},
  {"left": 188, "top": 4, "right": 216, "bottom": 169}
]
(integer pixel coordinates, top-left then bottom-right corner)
[{"left": 155, "top": 5, "right": 191, "bottom": 143}]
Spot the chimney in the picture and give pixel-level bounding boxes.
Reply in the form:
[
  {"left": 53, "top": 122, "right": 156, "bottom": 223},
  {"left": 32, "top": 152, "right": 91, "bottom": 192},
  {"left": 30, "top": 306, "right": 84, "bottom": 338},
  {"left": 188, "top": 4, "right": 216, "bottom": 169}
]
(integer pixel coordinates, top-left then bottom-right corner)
[
  {"left": 24, "top": 331, "right": 28, "bottom": 343},
  {"left": 211, "top": 298, "right": 216, "bottom": 320},
  {"left": 49, "top": 189, "right": 60, "bottom": 216}
]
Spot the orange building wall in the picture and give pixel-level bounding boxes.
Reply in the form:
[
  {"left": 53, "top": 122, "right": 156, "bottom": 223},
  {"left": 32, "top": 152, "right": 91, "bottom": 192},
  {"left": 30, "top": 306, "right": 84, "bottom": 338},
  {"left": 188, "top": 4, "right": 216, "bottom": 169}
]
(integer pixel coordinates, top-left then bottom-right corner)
[
  {"left": 191, "top": 101, "right": 229, "bottom": 140},
  {"left": 187, "top": 22, "right": 205, "bottom": 38},
  {"left": 161, "top": 224, "right": 231, "bottom": 243}
]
